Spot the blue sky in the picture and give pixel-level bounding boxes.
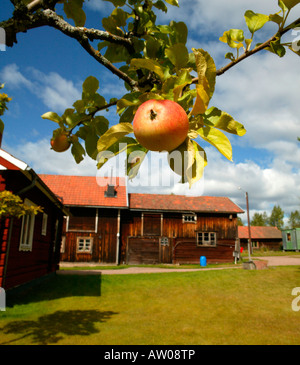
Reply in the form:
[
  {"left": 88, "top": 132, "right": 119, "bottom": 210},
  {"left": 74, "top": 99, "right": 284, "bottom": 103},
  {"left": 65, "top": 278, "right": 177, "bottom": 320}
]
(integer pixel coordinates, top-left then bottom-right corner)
[{"left": 1, "top": 0, "right": 300, "bottom": 224}]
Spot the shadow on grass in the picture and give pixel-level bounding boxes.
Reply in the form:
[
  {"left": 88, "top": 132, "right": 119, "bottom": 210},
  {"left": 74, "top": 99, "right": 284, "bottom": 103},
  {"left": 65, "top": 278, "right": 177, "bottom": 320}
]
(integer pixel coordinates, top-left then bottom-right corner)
[
  {"left": 0, "top": 309, "right": 118, "bottom": 345},
  {"left": 6, "top": 274, "right": 102, "bottom": 307}
]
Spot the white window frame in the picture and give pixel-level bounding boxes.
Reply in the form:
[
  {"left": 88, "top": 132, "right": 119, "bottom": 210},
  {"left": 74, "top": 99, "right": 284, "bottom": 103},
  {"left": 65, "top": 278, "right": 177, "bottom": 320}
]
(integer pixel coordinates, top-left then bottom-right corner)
[
  {"left": 76, "top": 237, "right": 93, "bottom": 253},
  {"left": 19, "top": 199, "right": 36, "bottom": 252},
  {"left": 197, "top": 232, "right": 217, "bottom": 247},
  {"left": 60, "top": 236, "right": 66, "bottom": 253},
  {"left": 41, "top": 212, "right": 48, "bottom": 236},
  {"left": 182, "top": 214, "right": 197, "bottom": 223}
]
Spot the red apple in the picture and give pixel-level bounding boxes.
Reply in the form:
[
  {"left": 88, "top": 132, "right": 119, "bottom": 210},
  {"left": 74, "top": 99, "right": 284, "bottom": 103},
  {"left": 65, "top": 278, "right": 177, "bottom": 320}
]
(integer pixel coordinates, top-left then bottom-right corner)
[
  {"left": 132, "top": 99, "right": 189, "bottom": 152},
  {"left": 50, "top": 131, "right": 71, "bottom": 152}
]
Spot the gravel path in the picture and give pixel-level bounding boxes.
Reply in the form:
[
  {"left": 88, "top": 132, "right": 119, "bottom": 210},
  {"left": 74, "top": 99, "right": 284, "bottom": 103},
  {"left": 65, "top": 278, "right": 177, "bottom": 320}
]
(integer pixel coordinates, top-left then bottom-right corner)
[
  {"left": 57, "top": 255, "right": 300, "bottom": 275},
  {"left": 57, "top": 265, "right": 241, "bottom": 275}
]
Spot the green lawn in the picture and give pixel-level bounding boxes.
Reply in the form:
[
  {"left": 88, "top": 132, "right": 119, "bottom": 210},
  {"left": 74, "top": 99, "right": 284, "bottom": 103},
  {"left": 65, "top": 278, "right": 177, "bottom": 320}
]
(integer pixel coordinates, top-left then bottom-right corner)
[{"left": 1, "top": 265, "right": 300, "bottom": 345}]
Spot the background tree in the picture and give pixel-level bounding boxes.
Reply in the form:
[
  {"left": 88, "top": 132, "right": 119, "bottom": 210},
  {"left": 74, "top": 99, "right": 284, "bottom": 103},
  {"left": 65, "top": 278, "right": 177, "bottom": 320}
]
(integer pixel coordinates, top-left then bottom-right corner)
[
  {"left": 269, "top": 205, "right": 285, "bottom": 229},
  {"left": 251, "top": 212, "right": 269, "bottom": 226},
  {"left": 237, "top": 217, "right": 244, "bottom": 226},
  {"left": 1, "top": 0, "right": 299, "bottom": 186},
  {"left": 288, "top": 210, "right": 300, "bottom": 228}
]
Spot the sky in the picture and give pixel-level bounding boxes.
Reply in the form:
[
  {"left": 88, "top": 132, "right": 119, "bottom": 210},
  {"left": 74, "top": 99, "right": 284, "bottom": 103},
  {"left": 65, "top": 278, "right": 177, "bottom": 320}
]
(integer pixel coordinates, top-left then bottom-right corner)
[{"left": 0, "top": 0, "right": 300, "bottom": 225}]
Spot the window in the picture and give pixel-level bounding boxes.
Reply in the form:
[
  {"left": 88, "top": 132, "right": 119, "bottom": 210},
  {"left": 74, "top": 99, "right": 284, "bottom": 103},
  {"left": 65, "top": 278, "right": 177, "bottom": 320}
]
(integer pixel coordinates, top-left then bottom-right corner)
[
  {"left": 197, "top": 232, "right": 217, "bottom": 247},
  {"left": 160, "top": 237, "right": 169, "bottom": 246},
  {"left": 19, "top": 199, "right": 36, "bottom": 252},
  {"left": 77, "top": 237, "right": 93, "bottom": 253},
  {"left": 41, "top": 213, "right": 48, "bottom": 236},
  {"left": 287, "top": 233, "right": 291, "bottom": 241},
  {"left": 183, "top": 214, "right": 197, "bottom": 223}
]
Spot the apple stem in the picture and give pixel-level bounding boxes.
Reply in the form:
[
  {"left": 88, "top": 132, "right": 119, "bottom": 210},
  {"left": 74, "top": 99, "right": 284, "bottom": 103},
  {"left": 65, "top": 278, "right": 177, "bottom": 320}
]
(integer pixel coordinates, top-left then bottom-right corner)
[{"left": 150, "top": 109, "right": 157, "bottom": 120}]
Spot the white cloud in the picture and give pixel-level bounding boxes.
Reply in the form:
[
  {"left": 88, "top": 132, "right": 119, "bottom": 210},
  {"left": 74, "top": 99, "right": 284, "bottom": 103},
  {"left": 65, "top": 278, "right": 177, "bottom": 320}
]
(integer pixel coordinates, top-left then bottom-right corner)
[
  {"left": 0, "top": 64, "right": 33, "bottom": 89},
  {"left": 4, "top": 139, "right": 98, "bottom": 176},
  {"left": 0, "top": 64, "right": 81, "bottom": 113},
  {"left": 201, "top": 147, "right": 300, "bottom": 221}
]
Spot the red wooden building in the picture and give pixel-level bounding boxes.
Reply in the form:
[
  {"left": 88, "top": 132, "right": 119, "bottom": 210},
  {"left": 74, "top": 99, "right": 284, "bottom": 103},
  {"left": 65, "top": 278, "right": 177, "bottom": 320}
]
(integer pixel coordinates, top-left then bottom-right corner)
[
  {"left": 39, "top": 174, "right": 128, "bottom": 264},
  {"left": 40, "top": 174, "right": 244, "bottom": 265},
  {"left": 238, "top": 226, "right": 282, "bottom": 251},
  {"left": 0, "top": 149, "right": 68, "bottom": 290}
]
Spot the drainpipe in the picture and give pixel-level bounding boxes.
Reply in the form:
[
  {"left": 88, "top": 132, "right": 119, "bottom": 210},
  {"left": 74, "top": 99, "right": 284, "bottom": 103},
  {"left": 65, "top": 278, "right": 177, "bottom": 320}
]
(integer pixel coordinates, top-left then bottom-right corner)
[{"left": 116, "top": 209, "right": 121, "bottom": 265}]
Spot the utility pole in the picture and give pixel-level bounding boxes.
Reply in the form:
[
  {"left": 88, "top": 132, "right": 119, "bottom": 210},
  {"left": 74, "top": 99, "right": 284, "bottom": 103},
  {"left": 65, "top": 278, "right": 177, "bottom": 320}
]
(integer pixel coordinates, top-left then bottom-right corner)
[{"left": 238, "top": 187, "right": 252, "bottom": 262}]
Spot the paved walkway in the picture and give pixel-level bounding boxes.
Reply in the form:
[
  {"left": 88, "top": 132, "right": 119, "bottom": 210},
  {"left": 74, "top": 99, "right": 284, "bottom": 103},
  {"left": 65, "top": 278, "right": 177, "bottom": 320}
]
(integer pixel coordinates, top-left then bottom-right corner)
[{"left": 252, "top": 255, "right": 300, "bottom": 266}]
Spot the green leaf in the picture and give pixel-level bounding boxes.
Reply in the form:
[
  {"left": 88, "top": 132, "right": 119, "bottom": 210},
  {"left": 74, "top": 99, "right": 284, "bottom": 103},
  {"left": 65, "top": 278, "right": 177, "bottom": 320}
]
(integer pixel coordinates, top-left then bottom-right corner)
[
  {"left": 165, "top": 43, "right": 189, "bottom": 70},
  {"left": 269, "top": 13, "right": 284, "bottom": 26},
  {"left": 164, "top": 0, "right": 179, "bottom": 6},
  {"left": 197, "top": 126, "right": 233, "bottom": 161},
  {"left": 172, "top": 69, "right": 193, "bottom": 102},
  {"left": 153, "top": 1, "right": 168, "bottom": 13},
  {"left": 85, "top": 128, "right": 99, "bottom": 160},
  {"left": 97, "top": 122, "right": 133, "bottom": 153},
  {"left": 94, "top": 116, "right": 109, "bottom": 136},
  {"left": 41, "top": 111, "right": 62, "bottom": 124},
  {"left": 278, "top": 0, "right": 288, "bottom": 11},
  {"left": 225, "top": 52, "right": 235, "bottom": 61},
  {"left": 71, "top": 140, "right": 86, "bottom": 164},
  {"left": 111, "top": 7, "right": 130, "bottom": 27},
  {"left": 103, "top": 0, "right": 126, "bottom": 6},
  {"left": 204, "top": 107, "right": 247, "bottom": 136},
  {"left": 82, "top": 76, "right": 99, "bottom": 95},
  {"left": 266, "top": 38, "right": 286, "bottom": 57},
  {"left": 117, "top": 92, "right": 142, "bottom": 114},
  {"left": 62, "top": 108, "right": 82, "bottom": 128},
  {"left": 244, "top": 10, "right": 269, "bottom": 35},
  {"left": 280, "top": 0, "right": 300, "bottom": 9},
  {"left": 64, "top": 0, "right": 86, "bottom": 27},
  {"left": 220, "top": 29, "right": 245, "bottom": 49},
  {"left": 97, "top": 137, "right": 137, "bottom": 169},
  {"left": 191, "top": 84, "right": 210, "bottom": 116},
  {"left": 126, "top": 143, "right": 148, "bottom": 180},
  {"left": 145, "top": 36, "right": 162, "bottom": 59},
  {"left": 130, "top": 58, "right": 166, "bottom": 80},
  {"left": 168, "top": 139, "right": 207, "bottom": 187},
  {"left": 104, "top": 44, "right": 130, "bottom": 63},
  {"left": 73, "top": 99, "right": 86, "bottom": 114},
  {"left": 192, "top": 48, "right": 216, "bottom": 99},
  {"left": 169, "top": 21, "right": 188, "bottom": 45}
]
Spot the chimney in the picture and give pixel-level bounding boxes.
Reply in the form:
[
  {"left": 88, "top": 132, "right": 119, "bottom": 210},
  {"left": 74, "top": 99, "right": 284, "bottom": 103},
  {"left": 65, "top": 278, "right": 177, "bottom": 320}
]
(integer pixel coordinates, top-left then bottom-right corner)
[
  {"left": 104, "top": 168, "right": 117, "bottom": 197},
  {"left": 105, "top": 184, "right": 117, "bottom": 198}
]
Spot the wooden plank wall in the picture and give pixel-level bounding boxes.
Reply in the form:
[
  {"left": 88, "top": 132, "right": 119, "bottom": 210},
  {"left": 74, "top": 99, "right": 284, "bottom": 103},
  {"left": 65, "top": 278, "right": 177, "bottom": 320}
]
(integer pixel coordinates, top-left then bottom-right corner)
[
  {"left": 121, "top": 211, "right": 238, "bottom": 264},
  {"left": 1, "top": 172, "right": 64, "bottom": 290},
  {"left": 61, "top": 208, "right": 118, "bottom": 263}
]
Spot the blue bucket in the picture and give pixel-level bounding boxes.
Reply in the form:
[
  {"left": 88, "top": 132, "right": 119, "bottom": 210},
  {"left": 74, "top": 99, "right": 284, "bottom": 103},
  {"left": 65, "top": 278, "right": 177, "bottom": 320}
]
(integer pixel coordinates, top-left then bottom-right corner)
[{"left": 200, "top": 256, "right": 207, "bottom": 267}]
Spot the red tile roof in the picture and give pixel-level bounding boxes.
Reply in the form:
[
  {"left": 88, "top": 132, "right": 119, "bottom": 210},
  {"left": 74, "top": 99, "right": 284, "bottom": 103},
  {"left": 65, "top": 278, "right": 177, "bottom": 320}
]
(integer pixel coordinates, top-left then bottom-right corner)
[
  {"left": 39, "top": 175, "right": 128, "bottom": 208},
  {"left": 39, "top": 175, "right": 243, "bottom": 214},
  {"left": 129, "top": 193, "right": 244, "bottom": 213},
  {"left": 238, "top": 226, "right": 282, "bottom": 239}
]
